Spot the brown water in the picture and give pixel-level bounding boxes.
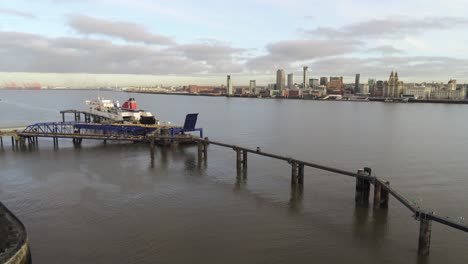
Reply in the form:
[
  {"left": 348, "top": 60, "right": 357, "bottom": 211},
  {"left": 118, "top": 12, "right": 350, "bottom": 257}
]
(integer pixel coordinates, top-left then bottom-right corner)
[{"left": 0, "top": 90, "right": 467, "bottom": 263}]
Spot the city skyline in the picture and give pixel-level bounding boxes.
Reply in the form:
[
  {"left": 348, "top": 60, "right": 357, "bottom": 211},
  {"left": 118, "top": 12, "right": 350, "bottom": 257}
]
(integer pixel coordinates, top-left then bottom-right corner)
[{"left": 1, "top": 0, "right": 468, "bottom": 86}]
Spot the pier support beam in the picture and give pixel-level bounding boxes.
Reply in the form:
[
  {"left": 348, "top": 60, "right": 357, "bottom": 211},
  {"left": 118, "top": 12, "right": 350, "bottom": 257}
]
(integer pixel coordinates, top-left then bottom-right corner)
[
  {"left": 298, "top": 164, "right": 304, "bottom": 185},
  {"left": 236, "top": 148, "right": 242, "bottom": 171},
  {"left": 417, "top": 213, "right": 432, "bottom": 256},
  {"left": 242, "top": 150, "right": 247, "bottom": 169},
  {"left": 355, "top": 168, "right": 371, "bottom": 206},
  {"left": 291, "top": 162, "right": 298, "bottom": 185}
]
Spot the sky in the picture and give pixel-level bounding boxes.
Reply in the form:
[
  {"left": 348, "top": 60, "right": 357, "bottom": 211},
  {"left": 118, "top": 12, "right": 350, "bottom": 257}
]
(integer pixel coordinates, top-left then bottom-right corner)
[{"left": 1, "top": 0, "right": 468, "bottom": 87}]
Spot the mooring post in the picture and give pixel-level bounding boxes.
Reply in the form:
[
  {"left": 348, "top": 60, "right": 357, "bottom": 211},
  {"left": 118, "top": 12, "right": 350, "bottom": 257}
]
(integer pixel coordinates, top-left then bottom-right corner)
[
  {"left": 374, "top": 180, "right": 382, "bottom": 209},
  {"left": 380, "top": 181, "right": 390, "bottom": 209},
  {"left": 417, "top": 213, "right": 432, "bottom": 256},
  {"left": 62, "top": 113, "right": 65, "bottom": 122},
  {"left": 298, "top": 163, "right": 304, "bottom": 185},
  {"left": 236, "top": 148, "right": 242, "bottom": 171},
  {"left": 0, "top": 136, "right": 3, "bottom": 148},
  {"left": 291, "top": 162, "right": 298, "bottom": 185},
  {"left": 197, "top": 141, "right": 203, "bottom": 161},
  {"left": 355, "top": 169, "right": 371, "bottom": 206},
  {"left": 242, "top": 150, "right": 247, "bottom": 169},
  {"left": 203, "top": 137, "right": 208, "bottom": 159}
]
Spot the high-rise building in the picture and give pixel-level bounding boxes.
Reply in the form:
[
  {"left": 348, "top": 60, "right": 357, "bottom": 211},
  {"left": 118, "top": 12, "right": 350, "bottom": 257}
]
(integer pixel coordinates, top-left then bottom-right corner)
[
  {"left": 368, "top": 78, "right": 376, "bottom": 95},
  {"left": 276, "top": 69, "right": 285, "bottom": 90},
  {"left": 320, "top": 77, "right": 328, "bottom": 86},
  {"left": 227, "top": 75, "right": 233, "bottom": 95},
  {"left": 303, "top": 66, "right": 308, "bottom": 89},
  {"left": 249, "top": 80, "right": 256, "bottom": 91},
  {"left": 383, "top": 71, "right": 404, "bottom": 98},
  {"left": 354, "top": 74, "right": 360, "bottom": 94},
  {"left": 375, "top": 80, "right": 384, "bottom": 97},
  {"left": 287, "top": 73, "right": 294, "bottom": 89}
]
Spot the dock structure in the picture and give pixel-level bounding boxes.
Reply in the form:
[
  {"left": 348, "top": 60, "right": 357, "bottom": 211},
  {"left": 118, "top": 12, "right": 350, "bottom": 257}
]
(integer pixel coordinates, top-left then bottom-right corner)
[{"left": 190, "top": 137, "right": 468, "bottom": 257}]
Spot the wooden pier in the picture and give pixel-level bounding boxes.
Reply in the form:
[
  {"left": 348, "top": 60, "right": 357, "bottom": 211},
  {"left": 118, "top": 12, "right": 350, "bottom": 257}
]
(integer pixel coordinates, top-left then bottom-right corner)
[{"left": 187, "top": 137, "right": 468, "bottom": 257}]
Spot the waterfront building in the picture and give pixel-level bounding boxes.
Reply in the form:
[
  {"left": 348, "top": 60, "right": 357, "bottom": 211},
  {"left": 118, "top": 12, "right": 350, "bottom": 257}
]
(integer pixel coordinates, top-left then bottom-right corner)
[
  {"left": 227, "top": 75, "right": 233, "bottom": 95},
  {"left": 309, "top": 78, "right": 319, "bottom": 88},
  {"left": 368, "top": 79, "right": 376, "bottom": 95},
  {"left": 354, "top": 74, "right": 360, "bottom": 94},
  {"left": 375, "top": 80, "right": 384, "bottom": 97},
  {"left": 383, "top": 71, "right": 404, "bottom": 98},
  {"left": 403, "top": 84, "right": 431, "bottom": 99},
  {"left": 327, "top": 76, "right": 344, "bottom": 94},
  {"left": 276, "top": 69, "right": 285, "bottom": 90},
  {"left": 361, "top": 84, "right": 369, "bottom": 94},
  {"left": 320, "top": 77, "right": 328, "bottom": 86},
  {"left": 287, "top": 73, "right": 294, "bottom": 89},
  {"left": 430, "top": 79, "right": 466, "bottom": 100},
  {"left": 249, "top": 80, "right": 256, "bottom": 91},
  {"left": 303, "top": 66, "right": 309, "bottom": 89}
]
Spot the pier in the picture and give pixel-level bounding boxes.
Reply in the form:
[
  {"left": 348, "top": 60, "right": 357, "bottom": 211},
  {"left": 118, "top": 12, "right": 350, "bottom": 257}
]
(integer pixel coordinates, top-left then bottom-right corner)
[{"left": 186, "top": 137, "right": 468, "bottom": 256}]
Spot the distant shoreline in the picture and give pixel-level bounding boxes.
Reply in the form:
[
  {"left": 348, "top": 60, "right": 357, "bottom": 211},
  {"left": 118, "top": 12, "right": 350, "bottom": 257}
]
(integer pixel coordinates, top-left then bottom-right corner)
[{"left": 124, "top": 90, "right": 468, "bottom": 105}]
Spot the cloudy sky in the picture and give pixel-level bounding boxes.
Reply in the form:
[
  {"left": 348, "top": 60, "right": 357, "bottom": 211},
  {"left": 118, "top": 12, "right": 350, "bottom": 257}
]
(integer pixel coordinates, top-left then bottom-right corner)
[{"left": 1, "top": 0, "right": 468, "bottom": 86}]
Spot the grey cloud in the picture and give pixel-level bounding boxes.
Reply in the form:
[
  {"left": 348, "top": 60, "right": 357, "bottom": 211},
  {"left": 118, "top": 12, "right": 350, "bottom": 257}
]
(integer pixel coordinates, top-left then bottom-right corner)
[
  {"left": 69, "top": 15, "right": 175, "bottom": 45},
  {"left": 0, "top": 8, "right": 35, "bottom": 19},
  {"left": 246, "top": 39, "right": 362, "bottom": 71},
  {"left": 367, "top": 45, "right": 404, "bottom": 55},
  {"left": 308, "top": 17, "right": 468, "bottom": 39},
  {"left": 309, "top": 56, "right": 468, "bottom": 81},
  {"left": 0, "top": 31, "right": 210, "bottom": 74}
]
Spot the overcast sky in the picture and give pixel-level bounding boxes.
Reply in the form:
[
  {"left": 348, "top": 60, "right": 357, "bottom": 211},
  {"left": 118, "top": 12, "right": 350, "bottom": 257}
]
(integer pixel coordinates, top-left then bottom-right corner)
[{"left": 1, "top": 0, "right": 468, "bottom": 86}]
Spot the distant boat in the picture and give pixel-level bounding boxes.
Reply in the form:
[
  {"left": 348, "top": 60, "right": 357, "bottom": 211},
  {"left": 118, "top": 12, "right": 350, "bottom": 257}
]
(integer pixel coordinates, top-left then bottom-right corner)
[
  {"left": 348, "top": 96, "right": 369, "bottom": 102},
  {"left": 384, "top": 98, "right": 393, "bottom": 103}
]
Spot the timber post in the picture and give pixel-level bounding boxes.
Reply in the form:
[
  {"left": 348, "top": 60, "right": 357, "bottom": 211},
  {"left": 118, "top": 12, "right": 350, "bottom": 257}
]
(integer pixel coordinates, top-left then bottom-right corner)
[
  {"left": 197, "top": 141, "right": 203, "bottom": 161},
  {"left": 291, "top": 161, "right": 298, "bottom": 185},
  {"left": 203, "top": 137, "right": 208, "bottom": 160},
  {"left": 298, "top": 163, "right": 304, "bottom": 185},
  {"left": 235, "top": 148, "right": 242, "bottom": 171},
  {"left": 242, "top": 150, "right": 247, "bottom": 169},
  {"left": 355, "top": 168, "right": 371, "bottom": 206},
  {"left": 417, "top": 212, "right": 433, "bottom": 256}
]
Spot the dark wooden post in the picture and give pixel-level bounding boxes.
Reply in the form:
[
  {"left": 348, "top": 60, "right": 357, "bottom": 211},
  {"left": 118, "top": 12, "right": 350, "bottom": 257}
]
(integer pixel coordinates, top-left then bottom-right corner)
[
  {"left": 374, "top": 181, "right": 381, "bottom": 209},
  {"left": 197, "top": 141, "right": 203, "bottom": 161},
  {"left": 0, "top": 136, "right": 3, "bottom": 148},
  {"left": 380, "top": 181, "right": 389, "bottom": 209},
  {"left": 355, "top": 169, "right": 370, "bottom": 206},
  {"left": 236, "top": 148, "right": 242, "bottom": 171},
  {"left": 242, "top": 150, "right": 247, "bottom": 169},
  {"left": 418, "top": 213, "right": 432, "bottom": 256},
  {"left": 298, "top": 164, "right": 304, "bottom": 185},
  {"left": 291, "top": 162, "right": 298, "bottom": 185},
  {"left": 203, "top": 137, "right": 208, "bottom": 159}
]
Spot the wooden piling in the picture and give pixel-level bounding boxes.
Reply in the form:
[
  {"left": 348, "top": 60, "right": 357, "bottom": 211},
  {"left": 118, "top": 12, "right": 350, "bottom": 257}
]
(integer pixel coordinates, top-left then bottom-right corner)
[
  {"left": 197, "top": 141, "right": 203, "bottom": 160},
  {"left": 291, "top": 162, "right": 298, "bottom": 185},
  {"left": 373, "top": 181, "right": 382, "bottom": 209},
  {"left": 298, "top": 164, "right": 304, "bottom": 185},
  {"left": 236, "top": 149, "right": 242, "bottom": 171},
  {"left": 203, "top": 137, "right": 208, "bottom": 159},
  {"left": 418, "top": 215, "right": 432, "bottom": 256},
  {"left": 355, "top": 170, "right": 370, "bottom": 206},
  {"left": 242, "top": 150, "right": 247, "bottom": 169},
  {"left": 380, "top": 181, "right": 389, "bottom": 209}
]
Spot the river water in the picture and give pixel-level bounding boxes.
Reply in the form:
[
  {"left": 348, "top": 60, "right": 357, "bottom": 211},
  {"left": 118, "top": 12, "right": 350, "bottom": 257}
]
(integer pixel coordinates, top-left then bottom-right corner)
[{"left": 0, "top": 90, "right": 467, "bottom": 263}]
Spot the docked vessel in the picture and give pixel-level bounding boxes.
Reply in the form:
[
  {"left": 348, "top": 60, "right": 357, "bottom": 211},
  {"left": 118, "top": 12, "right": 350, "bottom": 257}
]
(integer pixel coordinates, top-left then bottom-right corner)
[{"left": 85, "top": 97, "right": 158, "bottom": 125}]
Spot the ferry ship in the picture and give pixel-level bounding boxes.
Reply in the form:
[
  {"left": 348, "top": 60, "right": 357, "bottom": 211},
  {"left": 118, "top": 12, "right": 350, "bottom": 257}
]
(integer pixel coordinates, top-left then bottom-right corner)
[{"left": 85, "top": 97, "right": 158, "bottom": 125}]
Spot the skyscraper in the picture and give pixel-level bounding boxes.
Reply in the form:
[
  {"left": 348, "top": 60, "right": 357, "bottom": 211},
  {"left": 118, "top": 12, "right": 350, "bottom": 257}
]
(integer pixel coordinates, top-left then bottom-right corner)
[
  {"left": 303, "top": 66, "right": 308, "bottom": 89},
  {"left": 368, "top": 78, "right": 376, "bottom": 95},
  {"left": 354, "top": 74, "right": 360, "bottom": 94},
  {"left": 383, "top": 71, "right": 404, "bottom": 98},
  {"left": 249, "top": 80, "right": 256, "bottom": 91},
  {"left": 287, "top": 73, "right": 294, "bottom": 89},
  {"left": 227, "top": 75, "right": 233, "bottom": 95},
  {"left": 276, "top": 69, "right": 285, "bottom": 90}
]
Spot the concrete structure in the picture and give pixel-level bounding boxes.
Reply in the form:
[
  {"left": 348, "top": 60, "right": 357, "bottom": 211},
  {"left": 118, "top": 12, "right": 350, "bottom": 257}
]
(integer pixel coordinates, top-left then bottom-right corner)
[
  {"left": 309, "top": 78, "right": 319, "bottom": 88},
  {"left": 404, "top": 84, "right": 431, "bottom": 99},
  {"left": 287, "top": 73, "right": 294, "bottom": 89},
  {"left": 227, "top": 75, "right": 233, "bottom": 95},
  {"left": 354, "top": 74, "right": 360, "bottom": 94},
  {"left": 249, "top": 80, "right": 256, "bottom": 92},
  {"left": 276, "top": 69, "right": 285, "bottom": 90},
  {"left": 368, "top": 79, "right": 376, "bottom": 95},
  {"left": 320, "top": 77, "right": 328, "bottom": 86},
  {"left": 0, "top": 202, "right": 31, "bottom": 264},
  {"left": 361, "top": 84, "right": 369, "bottom": 94},
  {"left": 383, "top": 71, "right": 404, "bottom": 98},
  {"left": 327, "top": 76, "right": 344, "bottom": 94},
  {"left": 303, "top": 66, "right": 308, "bottom": 89}
]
